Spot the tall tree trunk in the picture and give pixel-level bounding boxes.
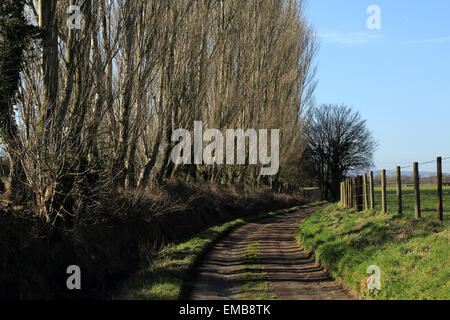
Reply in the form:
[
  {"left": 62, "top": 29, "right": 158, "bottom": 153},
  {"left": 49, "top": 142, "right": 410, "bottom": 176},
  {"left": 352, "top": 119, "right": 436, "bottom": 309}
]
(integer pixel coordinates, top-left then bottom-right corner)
[
  {"left": 39, "top": 0, "right": 58, "bottom": 123},
  {"left": 113, "top": 2, "right": 136, "bottom": 187},
  {"left": 138, "top": 130, "right": 162, "bottom": 189}
]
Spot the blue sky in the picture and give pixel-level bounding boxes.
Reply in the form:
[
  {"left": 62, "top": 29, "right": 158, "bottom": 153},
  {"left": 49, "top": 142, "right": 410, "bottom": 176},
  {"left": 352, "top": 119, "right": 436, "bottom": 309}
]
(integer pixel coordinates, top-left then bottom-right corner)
[{"left": 305, "top": 0, "right": 450, "bottom": 173}]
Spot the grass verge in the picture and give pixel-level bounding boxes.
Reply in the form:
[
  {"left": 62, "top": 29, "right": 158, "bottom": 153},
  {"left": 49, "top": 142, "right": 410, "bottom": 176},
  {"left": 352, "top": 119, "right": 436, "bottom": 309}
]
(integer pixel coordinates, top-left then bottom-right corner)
[
  {"left": 115, "top": 201, "right": 325, "bottom": 300},
  {"left": 296, "top": 204, "right": 449, "bottom": 300}
]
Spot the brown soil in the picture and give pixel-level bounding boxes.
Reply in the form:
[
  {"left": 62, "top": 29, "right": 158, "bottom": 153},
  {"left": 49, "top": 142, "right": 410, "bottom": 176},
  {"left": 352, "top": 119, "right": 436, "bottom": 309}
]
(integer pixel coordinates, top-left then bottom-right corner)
[{"left": 187, "top": 206, "right": 353, "bottom": 300}]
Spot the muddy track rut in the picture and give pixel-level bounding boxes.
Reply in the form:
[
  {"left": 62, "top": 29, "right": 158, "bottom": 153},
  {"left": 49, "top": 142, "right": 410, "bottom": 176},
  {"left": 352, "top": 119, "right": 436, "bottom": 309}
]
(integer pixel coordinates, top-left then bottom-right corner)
[{"left": 187, "top": 206, "right": 353, "bottom": 300}]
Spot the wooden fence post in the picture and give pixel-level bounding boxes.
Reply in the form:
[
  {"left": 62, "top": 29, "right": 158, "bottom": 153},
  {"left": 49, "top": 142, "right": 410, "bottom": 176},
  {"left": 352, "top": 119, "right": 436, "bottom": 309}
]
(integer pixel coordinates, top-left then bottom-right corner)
[
  {"left": 363, "top": 173, "right": 369, "bottom": 210},
  {"left": 339, "top": 182, "right": 341, "bottom": 205},
  {"left": 381, "top": 169, "right": 387, "bottom": 214},
  {"left": 396, "top": 166, "right": 402, "bottom": 216},
  {"left": 437, "top": 157, "right": 443, "bottom": 221},
  {"left": 345, "top": 181, "right": 347, "bottom": 207},
  {"left": 356, "top": 177, "right": 359, "bottom": 209},
  {"left": 347, "top": 179, "right": 351, "bottom": 209},
  {"left": 369, "top": 171, "right": 375, "bottom": 210},
  {"left": 350, "top": 179, "right": 354, "bottom": 209},
  {"left": 342, "top": 181, "right": 345, "bottom": 207},
  {"left": 346, "top": 180, "right": 349, "bottom": 208},
  {"left": 344, "top": 180, "right": 347, "bottom": 208},
  {"left": 413, "top": 162, "right": 421, "bottom": 219},
  {"left": 356, "top": 176, "right": 363, "bottom": 211}
]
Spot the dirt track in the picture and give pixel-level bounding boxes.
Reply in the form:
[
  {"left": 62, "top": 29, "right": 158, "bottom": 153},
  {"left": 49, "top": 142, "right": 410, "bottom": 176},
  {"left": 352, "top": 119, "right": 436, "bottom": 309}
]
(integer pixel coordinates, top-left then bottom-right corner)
[{"left": 187, "top": 206, "right": 353, "bottom": 300}]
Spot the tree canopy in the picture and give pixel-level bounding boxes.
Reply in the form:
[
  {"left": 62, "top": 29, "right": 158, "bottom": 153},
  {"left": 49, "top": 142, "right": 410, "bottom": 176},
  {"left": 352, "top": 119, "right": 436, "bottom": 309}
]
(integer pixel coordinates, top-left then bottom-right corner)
[{"left": 306, "top": 104, "right": 378, "bottom": 200}]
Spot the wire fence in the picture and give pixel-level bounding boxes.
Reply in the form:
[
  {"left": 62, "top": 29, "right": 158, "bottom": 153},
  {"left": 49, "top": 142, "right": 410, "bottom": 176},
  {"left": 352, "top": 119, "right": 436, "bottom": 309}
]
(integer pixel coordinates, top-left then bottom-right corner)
[{"left": 339, "top": 156, "right": 447, "bottom": 221}]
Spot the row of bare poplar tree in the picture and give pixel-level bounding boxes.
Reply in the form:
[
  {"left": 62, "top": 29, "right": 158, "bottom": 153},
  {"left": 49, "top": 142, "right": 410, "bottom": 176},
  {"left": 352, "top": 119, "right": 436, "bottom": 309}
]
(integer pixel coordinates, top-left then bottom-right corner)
[{"left": 1, "top": 0, "right": 317, "bottom": 225}]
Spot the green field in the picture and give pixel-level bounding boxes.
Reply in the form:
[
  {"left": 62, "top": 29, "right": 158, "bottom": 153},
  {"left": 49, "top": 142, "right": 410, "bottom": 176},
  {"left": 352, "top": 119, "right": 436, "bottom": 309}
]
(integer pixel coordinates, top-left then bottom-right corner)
[{"left": 373, "top": 185, "right": 449, "bottom": 219}]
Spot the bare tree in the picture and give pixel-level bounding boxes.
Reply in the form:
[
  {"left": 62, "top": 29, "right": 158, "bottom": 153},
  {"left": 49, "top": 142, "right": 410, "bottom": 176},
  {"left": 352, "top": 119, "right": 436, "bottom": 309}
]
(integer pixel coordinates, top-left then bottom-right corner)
[
  {"left": 306, "top": 104, "right": 377, "bottom": 200},
  {"left": 1, "top": 0, "right": 318, "bottom": 224}
]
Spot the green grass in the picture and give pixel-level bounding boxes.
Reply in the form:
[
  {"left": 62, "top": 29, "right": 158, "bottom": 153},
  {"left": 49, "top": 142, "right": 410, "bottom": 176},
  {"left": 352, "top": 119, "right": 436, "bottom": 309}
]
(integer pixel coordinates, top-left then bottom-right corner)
[
  {"left": 238, "top": 241, "right": 276, "bottom": 300},
  {"left": 373, "top": 185, "right": 450, "bottom": 219},
  {"left": 296, "top": 204, "right": 449, "bottom": 300},
  {"left": 115, "top": 201, "right": 325, "bottom": 300}
]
